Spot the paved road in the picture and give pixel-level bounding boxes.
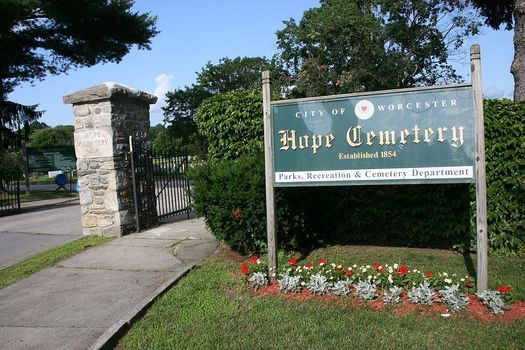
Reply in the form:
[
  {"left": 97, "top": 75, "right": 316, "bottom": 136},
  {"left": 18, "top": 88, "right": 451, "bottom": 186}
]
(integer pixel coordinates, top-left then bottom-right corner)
[
  {"left": 19, "top": 184, "right": 75, "bottom": 192},
  {"left": 0, "top": 199, "right": 82, "bottom": 270}
]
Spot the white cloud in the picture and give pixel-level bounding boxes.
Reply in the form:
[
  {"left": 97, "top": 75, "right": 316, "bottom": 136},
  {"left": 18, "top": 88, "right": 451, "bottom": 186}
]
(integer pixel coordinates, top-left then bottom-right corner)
[
  {"left": 150, "top": 73, "right": 174, "bottom": 113},
  {"left": 484, "top": 86, "right": 504, "bottom": 99}
]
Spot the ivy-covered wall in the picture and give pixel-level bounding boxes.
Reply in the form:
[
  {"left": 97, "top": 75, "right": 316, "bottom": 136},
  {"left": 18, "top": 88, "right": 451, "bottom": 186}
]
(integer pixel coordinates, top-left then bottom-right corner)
[{"left": 481, "top": 99, "right": 524, "bottom": 254}]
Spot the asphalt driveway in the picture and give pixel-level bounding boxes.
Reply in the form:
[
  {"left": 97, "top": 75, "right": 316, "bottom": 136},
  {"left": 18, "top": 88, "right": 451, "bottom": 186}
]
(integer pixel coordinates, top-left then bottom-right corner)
[{"left": 0, "top": 199, "right": 82, "bottom": 270}]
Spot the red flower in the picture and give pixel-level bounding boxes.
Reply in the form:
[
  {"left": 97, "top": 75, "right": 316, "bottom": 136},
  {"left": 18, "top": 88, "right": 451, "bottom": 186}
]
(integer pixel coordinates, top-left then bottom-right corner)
[
  {"left": 425, "top": 271, "right": 433, "bottom": 278},
  {"left": 289, "top": 257, "right": 298, "bottom": 266},
  {"left": 319, "top": 259, "right": 328, "bottom": 265},
  {"left": 373, "top": 263, "right": 383, "bottom": 272},
  {"left": 232, "top": 208, "right": 242, "bottom": 218},
  {"left": 498, "top": 285, "right": 512, "bottom": 294},
  {"left": 466, "top": 281, "right": 473, "bottom": 287},
  {"left": 345, "top": 269, "right": 353, "bottom": 276},
  {"left": 241, "top": 263, "right": 249, "bottom": 275},
  {"left": 249, "top": 256, "right": 258, "bottom": 264},
  {"left": 336, "top": 265, "right": 343, "bottom": 271},
  {"left": 305, "top": 263, "right": 314, "bottom": 269},
  {"left": 397, "top": 266, "right": 409, "bottom": 276}
]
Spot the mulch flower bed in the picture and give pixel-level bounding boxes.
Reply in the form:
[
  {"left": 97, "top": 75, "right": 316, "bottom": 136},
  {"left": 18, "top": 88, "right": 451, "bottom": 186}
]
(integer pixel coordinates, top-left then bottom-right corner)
[{"left": 254, "top": 283, "right": 525, "bottom": 323}]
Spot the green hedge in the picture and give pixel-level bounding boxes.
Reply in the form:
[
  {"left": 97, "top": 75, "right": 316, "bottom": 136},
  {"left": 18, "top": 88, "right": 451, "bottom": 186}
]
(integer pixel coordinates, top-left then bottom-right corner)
[
  {"left": 188, "top": 154, "right": 311, "bottom": 253},
  {"left": 482, "top": 99, "right": 524, "bottom": 254},
  {"left": 190, "top": 99, "right": 524, "bottom": 255}
]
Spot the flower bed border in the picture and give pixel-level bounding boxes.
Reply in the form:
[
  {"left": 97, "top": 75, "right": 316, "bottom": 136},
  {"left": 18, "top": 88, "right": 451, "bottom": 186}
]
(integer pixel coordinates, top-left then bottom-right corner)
[{"left": 241, "top": 257, "right": 518, "bottom": 319}]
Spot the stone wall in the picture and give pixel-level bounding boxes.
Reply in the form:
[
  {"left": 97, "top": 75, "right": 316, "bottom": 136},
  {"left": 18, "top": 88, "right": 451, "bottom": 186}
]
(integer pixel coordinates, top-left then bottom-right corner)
[{"left": 64, "top": 83, "right": 157, "bottom": 237}]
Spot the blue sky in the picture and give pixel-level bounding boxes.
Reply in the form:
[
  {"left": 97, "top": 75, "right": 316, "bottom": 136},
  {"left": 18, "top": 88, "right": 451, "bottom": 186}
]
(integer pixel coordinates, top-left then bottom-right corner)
[{"left": 9, "top": 0, "right": 515, "bottom": 127}]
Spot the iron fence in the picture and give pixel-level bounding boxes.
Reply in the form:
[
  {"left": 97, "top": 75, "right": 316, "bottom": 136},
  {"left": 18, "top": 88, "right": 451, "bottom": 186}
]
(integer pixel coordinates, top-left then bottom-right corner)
[
  {"left": 0, "top": 178, "right": 20, "bottom": 217},
  {"left": 130, "top": 135, "right": 192, "bottom": 232}
]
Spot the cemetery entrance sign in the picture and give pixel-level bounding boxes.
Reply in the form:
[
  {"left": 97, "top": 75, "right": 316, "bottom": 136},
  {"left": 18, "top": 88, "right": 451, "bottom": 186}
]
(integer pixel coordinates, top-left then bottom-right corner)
[
  {"left": 262, "top": 45, "right": 488, "bottom": 292},
  {"left": 272, "top": 85, "right": 474, "bottom": 186}
]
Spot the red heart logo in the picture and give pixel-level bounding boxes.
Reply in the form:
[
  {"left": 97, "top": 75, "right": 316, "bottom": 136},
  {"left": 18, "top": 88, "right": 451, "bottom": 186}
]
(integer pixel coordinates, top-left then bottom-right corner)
[{"left": 361, "top": 105, "right": 367, "bottom": 112}]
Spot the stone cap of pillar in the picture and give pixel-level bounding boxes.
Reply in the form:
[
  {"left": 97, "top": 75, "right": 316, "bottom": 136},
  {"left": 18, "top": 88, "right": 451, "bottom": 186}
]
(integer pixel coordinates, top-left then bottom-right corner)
[{"left": 63, "top": 82, "right": 158, "bottom": 105}]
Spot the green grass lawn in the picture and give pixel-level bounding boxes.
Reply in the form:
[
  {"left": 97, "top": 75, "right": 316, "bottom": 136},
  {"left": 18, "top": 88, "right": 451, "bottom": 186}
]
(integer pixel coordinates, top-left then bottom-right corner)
[
  {"left": 119, "top": 245, "right": 525, "bottom": 350},
  {"left": 0, "top": 236, "right": 112, "bottom": 289},
  {"left": 20, "top": 190, "right": 78, "bottom": 203}
]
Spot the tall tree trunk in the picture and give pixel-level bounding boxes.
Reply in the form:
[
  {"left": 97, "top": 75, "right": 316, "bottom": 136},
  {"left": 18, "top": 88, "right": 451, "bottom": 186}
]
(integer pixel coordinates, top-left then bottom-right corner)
[{"left": 512, "top": 0, "right": 525, "bottom": 102}]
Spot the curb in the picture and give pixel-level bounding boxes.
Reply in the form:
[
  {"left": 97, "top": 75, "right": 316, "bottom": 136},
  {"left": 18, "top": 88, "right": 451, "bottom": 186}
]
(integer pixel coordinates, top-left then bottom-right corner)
[
  {"left": 88, "top": 263, "right": 196, "bottom": 350},
  {"left": 21, "top": 197, "right": 79, "bottom": 211}
]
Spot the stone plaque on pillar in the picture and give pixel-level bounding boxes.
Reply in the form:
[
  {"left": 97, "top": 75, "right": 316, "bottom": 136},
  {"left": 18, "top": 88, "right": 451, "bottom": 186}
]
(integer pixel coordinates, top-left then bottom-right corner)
[{"left": 64, "top": 82, "right": 158, "bottom": 237}]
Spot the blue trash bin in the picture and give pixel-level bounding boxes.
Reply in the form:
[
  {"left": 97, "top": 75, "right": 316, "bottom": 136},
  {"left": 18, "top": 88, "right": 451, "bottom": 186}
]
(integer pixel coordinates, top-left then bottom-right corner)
[{"left": 54, "top": 173, "right": 67, "bottom": 191}]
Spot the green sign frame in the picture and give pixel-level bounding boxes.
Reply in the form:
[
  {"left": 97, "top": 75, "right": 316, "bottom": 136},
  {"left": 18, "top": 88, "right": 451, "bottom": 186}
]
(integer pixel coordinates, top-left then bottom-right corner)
[
  {"left": 271, "top": 84, "right": 475, "bottom": 187},
  {"left": 26, "top": 146, "right": 77, "bottom": 172}
]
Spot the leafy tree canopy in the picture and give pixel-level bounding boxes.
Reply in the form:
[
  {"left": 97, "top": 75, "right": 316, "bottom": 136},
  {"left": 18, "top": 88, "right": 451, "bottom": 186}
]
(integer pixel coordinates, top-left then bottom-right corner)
[
  {"left": 195, "top": 89, "right": 263, "bottom": 160},
  {"left": 162, "top": 57, "right": 286, "bottom": 155},
  {"left": 0, "top": 0, "right": 157, "bottom": 145},
  {"left": 470, "top": 0, "right": 514, "bottom": 29},
  {"left": 27, "top": 124, "right": 73, "bottom": 147},
  {"left": 0, "top": 0, "right": 158, "bottom": 99},
  {"left": 163, "top": 56, "right": 286, "bottom": 125},
  {"left": 276, "top": 0, "right": 481, "bottom": 97}
]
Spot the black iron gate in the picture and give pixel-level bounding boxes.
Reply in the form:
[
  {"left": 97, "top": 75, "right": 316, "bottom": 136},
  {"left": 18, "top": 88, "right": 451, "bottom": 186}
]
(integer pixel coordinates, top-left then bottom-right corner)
[
  {"left": 0, "top": 178, "right": 20, "bottom": 217},
  {"left": 129, "top": 135, "right": 192, "bottom": 231}
]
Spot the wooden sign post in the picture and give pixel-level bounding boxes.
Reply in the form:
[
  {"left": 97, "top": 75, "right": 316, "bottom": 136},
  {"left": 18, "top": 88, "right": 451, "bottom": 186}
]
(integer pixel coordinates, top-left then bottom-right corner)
[
  {"left": 470, "top": 44, "right": 488, "bottom": 292},
  {"left": 262, "top": 71, "right": 278, "bottom": 282}
]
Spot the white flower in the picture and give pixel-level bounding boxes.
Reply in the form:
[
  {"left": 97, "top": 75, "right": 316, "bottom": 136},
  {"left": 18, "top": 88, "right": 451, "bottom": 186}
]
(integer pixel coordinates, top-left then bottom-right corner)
[
  {"left": 361, "top": 267, "right": 367, "bottom": 273},
  {"left": 388, "top": 267, "right": 394, "bottom": 273},
  {"left": 443, "top": 272, "right": 448, "bottom": 277},
  {"left": 444, "top": 278, "right": 452, "bottom": 284},
  {"left": 353, "top": 264, "right": 357, "bottom": 268},
  {"left": 366, "top": 265, "right": 371, "bottom": 269},
  {"left": 337, "top": 265, "right": 342, "bottom": 270},
  {"left": 331, "top": 263, "right": 336, "bottom": 267},
  {"left": 460, "top": 278, "right": 465, "bottom": 282},
  {"left": 388, "top": 275, "right": 394, "bottom": 284},
  {"left": 256, "top": 259, "right": 261, "bottom": 265},
  {"left": 301, "top": 282, "right": 305, "bottom": 286},
  {"left": 393, "top": 264, "right": 399, "bottom": 269}
]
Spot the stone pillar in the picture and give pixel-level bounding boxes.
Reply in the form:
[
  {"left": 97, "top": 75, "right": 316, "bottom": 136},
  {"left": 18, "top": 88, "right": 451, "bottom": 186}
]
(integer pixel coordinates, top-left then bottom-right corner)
[{"left": 64, "top": 83, "right": 157, "bottom": 237}]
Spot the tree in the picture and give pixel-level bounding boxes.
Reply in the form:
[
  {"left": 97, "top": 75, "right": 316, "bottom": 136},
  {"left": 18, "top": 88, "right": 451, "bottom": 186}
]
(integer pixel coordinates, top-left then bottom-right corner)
[
  {"left": 28, "top": 121, "right": 49, "bottom": 133},
  {"left": 27, "top": 124, "right": 74, "bottom": 147},
  {"left": 162, "top": 57, "right": 287, "bottom": 154},
  {"left": 276, "top": 0, "right": 481, "bottom": 97},
  {"left": 195, "top": 89, "right": 263, "bottom": 160},
  {"left": 0, "top": 101, "right": 42, "bottom": 149},
  {"left": 0, "top": 0, "right": 158, "bottom": 129},
  {"left": 163, "top": 57, "right": 286, "bottom": 124},
  {"left": 471, "top": 0, "right": 525, "bottom": 102}
]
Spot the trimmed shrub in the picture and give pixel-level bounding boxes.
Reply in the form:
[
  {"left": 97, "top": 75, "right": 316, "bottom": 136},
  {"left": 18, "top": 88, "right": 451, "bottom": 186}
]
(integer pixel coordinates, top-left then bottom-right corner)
[{"left": 188, "top": 153, "right": 311, "bottom": 253}]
